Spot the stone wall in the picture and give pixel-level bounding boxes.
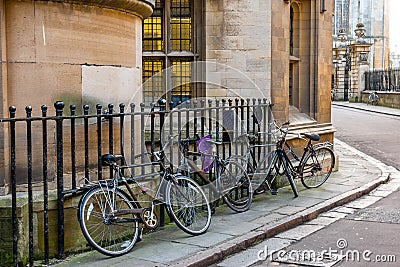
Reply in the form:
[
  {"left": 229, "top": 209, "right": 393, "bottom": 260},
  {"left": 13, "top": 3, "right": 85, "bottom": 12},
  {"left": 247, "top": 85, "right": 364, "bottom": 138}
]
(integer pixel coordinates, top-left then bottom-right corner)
[
  {"left": 205, "top": 0, "right": 272, "bottom": 100},
  {"left": 361, "top": 91, "right": 400, "bottom": 109},
  {"left": 0, "top": 0, "right": 152, "bottom": 194}
]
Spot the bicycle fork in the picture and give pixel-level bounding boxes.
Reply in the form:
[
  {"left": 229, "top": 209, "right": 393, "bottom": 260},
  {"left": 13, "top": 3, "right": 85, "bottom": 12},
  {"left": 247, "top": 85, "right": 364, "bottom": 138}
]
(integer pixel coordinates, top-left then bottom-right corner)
[{"left": 279, "top": 153, "right": 299, "bottom": 198}]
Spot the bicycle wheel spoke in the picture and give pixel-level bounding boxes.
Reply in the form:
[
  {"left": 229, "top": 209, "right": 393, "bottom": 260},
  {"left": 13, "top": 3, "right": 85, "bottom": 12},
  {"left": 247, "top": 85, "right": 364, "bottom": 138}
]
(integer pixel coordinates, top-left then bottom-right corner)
[
  {"left": 221, "top": 160, "right": 253, "bottom": 212},
  {"left": 166, "top": 176, "right": 211, "bottom": 235},
  {"left": 79, "top": 186, "right": 140, "bottom": 256},
  {"left": 301, "top": 146, "right": 335, "bottom": 188}
]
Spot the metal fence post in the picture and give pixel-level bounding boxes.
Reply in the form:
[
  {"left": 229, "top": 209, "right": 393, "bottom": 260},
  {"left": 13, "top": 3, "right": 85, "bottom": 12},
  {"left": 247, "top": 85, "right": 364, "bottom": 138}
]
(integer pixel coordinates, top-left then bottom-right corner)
[
  {"left": 41, "top": 105, "right": 49, "bottom": 265},
  {"left": 158, "top": 98, "right": 166, "bottom": 226},
  {"left": 54, "top": 101, "right": 65, "bottom": 259},
  {"left": 9, "top": 106, "right": 18, "bottom": 267},
  {"left": 119, "top": 103, "right": 125, "bottom": 166},
  {"left": 25, "top": 106, "right": 34, "bottom": 266},
  {"left": 130, "top": 103, "right": 135, "bottom": 168},
  {"left": 70, "top": 105, "right": 76, "bottom": 189},
  {"left": 83, "top": 105, "right": 90, "bottom": 180},
  {"left": 96, "top": 104, "right": 102, "bottom": 180},
  {"left": 119, "top": 103, "right": 126, "bottom": 177}
]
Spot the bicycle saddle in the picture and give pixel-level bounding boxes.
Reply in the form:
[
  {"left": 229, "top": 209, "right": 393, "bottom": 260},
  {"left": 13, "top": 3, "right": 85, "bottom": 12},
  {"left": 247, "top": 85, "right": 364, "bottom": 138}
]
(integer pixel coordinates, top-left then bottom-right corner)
[
  {"left": 302, "top": 133, "right": 320, "bottom": 141},
  {"left": 101, "top": 154, "right": 124, "bottom": 166}
]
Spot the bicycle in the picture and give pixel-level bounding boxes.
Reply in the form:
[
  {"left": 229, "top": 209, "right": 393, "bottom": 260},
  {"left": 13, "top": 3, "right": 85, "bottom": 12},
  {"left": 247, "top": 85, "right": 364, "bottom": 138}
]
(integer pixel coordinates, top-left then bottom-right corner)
[
  {"left": 367, "top": 91, "right": 380, "bottom": 105},
  {"left": 235, "top": 121, "right": 335, "bottom": 197},
  {"left": 177, "top": 135, "right": 253, "bottom": 213},
  {"left": 77, "top": 149, "right": 212, "bottom": 256}
]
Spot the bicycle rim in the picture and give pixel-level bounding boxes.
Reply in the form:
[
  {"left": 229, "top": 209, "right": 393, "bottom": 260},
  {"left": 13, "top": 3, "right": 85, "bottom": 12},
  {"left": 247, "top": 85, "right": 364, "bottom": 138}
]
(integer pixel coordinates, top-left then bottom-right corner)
[
  {"left": 301, "top": 147, "right": 335, "bottom": 188},
  {"left": 166, "top": 175, "right": 211, "bottom": 235},
  {"left": 221, "top": 160, "right": 253, "bottom": 212},
  {"left": 78, "top": 186, "right": 140, "bottom": 256}
]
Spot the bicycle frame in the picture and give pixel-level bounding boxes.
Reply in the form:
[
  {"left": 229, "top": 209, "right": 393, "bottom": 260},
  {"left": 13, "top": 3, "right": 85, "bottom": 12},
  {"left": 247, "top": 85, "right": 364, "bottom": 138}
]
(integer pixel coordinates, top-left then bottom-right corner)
[
  {"left": 180, "top": 142, "right": 226, "bottom": 198},
  {"left": 179, "top": 138, "right": 251, "bottom": 210},
  {"left": 90, "top": 155, "right": 177, "bottom": 225}
]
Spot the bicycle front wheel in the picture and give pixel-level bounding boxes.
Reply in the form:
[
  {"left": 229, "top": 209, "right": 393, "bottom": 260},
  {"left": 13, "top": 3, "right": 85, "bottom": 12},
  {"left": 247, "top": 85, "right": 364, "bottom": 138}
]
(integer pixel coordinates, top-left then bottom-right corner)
[
  {"left": 165, "top": 175, "right": 212, "bottom": 236},
  {"left": 78, "top": 186, "right": 140, "bottom": 256},
  {"left": 221, "top": 159, "right": 253, "bottom": 213},
  {"left": 300, "top": 146, "right": 335, "bottom": 188}
]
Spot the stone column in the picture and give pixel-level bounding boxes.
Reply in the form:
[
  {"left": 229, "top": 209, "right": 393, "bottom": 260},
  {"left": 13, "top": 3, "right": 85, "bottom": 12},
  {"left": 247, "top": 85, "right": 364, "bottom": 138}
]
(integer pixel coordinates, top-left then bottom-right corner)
[
  {"left": 349, "top": 44, "right": 372, "bottom": 101},
  {"left": 348, "top": 23, "right": 372, "bottom": 102},
  {"left": 0, "top": 0, "right": 8, "bottom": 193}
]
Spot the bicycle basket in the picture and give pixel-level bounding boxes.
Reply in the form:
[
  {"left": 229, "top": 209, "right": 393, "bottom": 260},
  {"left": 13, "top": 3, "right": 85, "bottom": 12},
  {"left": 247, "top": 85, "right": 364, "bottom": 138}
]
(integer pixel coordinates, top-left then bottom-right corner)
[{"left": 197, "top": 135, "right": 214, "bottom": 172}]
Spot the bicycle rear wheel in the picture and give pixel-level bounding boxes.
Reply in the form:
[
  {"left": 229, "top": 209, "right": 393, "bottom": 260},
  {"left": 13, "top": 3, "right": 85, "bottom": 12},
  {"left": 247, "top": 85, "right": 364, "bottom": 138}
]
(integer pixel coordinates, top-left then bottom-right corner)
[
  {"left": 78, "top": 186, "right": 140, "bottom": 256},
  {"left": 300, "top": 146, "right": 335, "bottom": 188},
  {"left": 165, "top": 175, "right": 211, "bottom": 236},
  {"left": 220, "top": 159, "right": 253, "bottom": 212}
]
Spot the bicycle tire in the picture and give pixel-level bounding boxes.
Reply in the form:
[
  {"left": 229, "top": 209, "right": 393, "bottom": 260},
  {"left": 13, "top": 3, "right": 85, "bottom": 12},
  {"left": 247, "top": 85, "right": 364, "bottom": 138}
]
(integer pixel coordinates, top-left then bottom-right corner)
[
  {"left": 165, "top": 175, "right": 212, "bottom": 236},
  {"left": 228, "top": 155, "right": 257, "bottom": 192},
  {"left": 78, "top": 186, "right": 140, "bottom": 257},
  {"left": 220, "top": 159, "right": 253, "bottom": 212},
  {"left": 300, "top": 146, "right": 335, "bottom": 188}
]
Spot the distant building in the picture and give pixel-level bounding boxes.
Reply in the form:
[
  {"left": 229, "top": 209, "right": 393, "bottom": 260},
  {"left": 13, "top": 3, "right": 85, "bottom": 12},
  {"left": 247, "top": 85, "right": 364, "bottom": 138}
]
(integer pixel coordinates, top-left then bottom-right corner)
[{"left": 333, "top": 0, "right": 390, "bottom": 70}]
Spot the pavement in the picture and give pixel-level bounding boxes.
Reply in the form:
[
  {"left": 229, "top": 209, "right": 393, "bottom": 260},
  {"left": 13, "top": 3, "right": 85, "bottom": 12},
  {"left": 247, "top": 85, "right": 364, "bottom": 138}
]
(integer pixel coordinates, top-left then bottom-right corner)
[
  {"left": 332, "top": 101, "right": 400, "bottom": 117},
  {"left": 52, "top": 102, "right": 400, "bottom": 267}
]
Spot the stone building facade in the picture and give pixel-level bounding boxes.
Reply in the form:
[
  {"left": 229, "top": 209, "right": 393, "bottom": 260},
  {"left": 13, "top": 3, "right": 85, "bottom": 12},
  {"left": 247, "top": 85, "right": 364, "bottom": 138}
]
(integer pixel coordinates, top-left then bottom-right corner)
[
  {"left": 143, "top": 0, "right": 335, "bottom": 135},
  {"left": 143, "top": 0, "right": 334, "bottom": 140},
  {"left": 0, "top": 0, "right": 335, "bottom": 191}
]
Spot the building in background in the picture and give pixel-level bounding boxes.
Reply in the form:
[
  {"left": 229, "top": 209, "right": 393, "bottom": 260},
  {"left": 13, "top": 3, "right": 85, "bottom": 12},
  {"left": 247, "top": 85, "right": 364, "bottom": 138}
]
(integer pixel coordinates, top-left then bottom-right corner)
[{"left": 333, "top": 0, "right": 390, "bottom": 70}]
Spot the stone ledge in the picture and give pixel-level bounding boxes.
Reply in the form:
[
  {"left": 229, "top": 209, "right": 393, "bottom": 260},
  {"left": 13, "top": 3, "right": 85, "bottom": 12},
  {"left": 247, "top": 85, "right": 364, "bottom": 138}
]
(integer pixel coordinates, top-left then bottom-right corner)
[{"left": 42, "top": 0, "right": 154, "bottom": 19}]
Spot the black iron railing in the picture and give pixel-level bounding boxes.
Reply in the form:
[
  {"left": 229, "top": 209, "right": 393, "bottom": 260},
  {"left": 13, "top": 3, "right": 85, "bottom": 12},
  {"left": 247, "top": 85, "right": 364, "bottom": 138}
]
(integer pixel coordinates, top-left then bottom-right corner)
[
  {"left": 0, "top": 98, "right": 272, "bottom": 267},
  {"left": 364, "top": 68, "right": 400, "bottom": 92}
]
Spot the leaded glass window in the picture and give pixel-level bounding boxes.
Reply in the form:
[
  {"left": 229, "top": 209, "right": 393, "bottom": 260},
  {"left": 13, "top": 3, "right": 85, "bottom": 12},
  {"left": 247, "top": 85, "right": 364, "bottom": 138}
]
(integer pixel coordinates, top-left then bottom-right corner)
[{"left": 142, "top": 0, "right": 198, "bottom": 105}]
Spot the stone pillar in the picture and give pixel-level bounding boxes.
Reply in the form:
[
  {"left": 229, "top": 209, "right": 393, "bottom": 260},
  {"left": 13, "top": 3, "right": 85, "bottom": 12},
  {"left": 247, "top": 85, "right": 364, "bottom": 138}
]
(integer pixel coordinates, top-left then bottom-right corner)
[
  {"left": 349, "top": 43, "right": 372, "bottom": 101},
  {"left": 0, "top": 0, "right": 8, "bottom": 193},
  {"left": 348, "top": 23, "right": 372, "bottom": 102}
]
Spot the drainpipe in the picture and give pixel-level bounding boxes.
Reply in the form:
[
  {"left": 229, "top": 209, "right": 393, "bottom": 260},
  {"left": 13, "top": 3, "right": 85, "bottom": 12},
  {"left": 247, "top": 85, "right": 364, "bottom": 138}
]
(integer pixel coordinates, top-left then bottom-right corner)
[{"left": 313, "top": 0, "right": 318, "bottom": 119}]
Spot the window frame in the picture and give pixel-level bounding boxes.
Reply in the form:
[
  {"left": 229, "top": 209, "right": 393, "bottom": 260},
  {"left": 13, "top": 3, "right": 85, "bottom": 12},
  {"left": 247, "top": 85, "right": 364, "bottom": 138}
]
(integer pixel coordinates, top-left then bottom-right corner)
[{"left": 142, "top": 0, "right": 200, "bottom": 106}]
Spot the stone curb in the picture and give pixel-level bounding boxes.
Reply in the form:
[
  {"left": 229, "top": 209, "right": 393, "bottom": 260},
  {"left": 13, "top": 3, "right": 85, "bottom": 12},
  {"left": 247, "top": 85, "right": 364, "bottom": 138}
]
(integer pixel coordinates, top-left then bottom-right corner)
[
  {"left": 167, "top": 140, "right": 393, "bottom": 267},
  {"left": 332, "top": 102, "right": 400, "bottom": 117}
]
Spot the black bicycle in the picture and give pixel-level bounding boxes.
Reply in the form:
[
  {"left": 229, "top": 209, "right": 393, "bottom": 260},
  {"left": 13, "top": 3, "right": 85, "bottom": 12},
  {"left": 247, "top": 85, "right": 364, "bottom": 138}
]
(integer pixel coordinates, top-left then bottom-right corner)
[
  {"left": 177, "top": 135, "right": 253, "bottom": 213},
  {"left": 235, "top": 121, "right": 335, "bottom": 197},
  {"left": 78, "top": 149, "right": 212, "bottom": 256}
]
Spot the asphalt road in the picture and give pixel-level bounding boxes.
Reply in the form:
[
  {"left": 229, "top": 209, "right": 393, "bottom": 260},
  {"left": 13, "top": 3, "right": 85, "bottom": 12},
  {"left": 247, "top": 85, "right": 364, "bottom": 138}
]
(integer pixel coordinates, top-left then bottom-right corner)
[
  {"left": 332, "top": 105, "right": 400, "bottom": 170},
  {"left": 215, "top": 105, "right": 400, "bottom": 267},
  {"left": 266, "top": 106, "right": 400, "bottom": 266}
]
